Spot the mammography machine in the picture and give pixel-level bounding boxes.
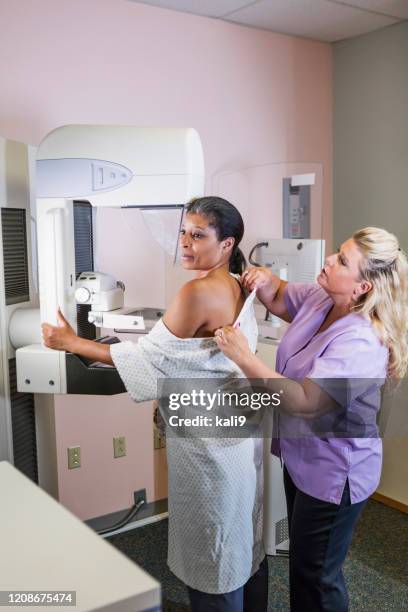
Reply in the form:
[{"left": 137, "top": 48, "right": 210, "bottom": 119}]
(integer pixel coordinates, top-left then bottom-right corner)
[
  {"left": 0, "top": 126, "right": 203, "bottom": 492},
  {"left": 15, "top": 125, "right": 205, "bottom": 396}
]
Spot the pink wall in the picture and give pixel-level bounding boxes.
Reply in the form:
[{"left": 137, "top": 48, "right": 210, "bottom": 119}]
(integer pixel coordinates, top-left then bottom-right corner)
[{"left": 0, "top": 0, "right": 332, "bottom": 519}]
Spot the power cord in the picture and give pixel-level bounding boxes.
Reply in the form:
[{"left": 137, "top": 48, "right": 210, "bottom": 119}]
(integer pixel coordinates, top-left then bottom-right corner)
[{"left": 97, "top": 494, "right": 146, "bottom": 536}]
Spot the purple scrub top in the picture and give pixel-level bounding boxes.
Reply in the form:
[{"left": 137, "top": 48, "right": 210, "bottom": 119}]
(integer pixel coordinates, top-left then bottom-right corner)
[{"left": 273, "top": 283, "right": 389, "bottom": 505}]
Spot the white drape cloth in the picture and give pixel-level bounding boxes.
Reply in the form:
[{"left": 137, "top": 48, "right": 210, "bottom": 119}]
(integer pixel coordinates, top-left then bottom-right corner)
[{"left": 110, "top": 292, "right": 264, "bottom": 593}]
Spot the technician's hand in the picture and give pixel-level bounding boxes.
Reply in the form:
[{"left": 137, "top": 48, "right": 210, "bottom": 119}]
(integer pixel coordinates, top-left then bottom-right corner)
[
  {"left": 42, "top": 308, "right": 78, "bottom": 352},
  {"left": 214, "top": 326, "right": 251, "bottom": 367},
  {"left": 241, "top": 267, "right": 275, "bottom": 292}
]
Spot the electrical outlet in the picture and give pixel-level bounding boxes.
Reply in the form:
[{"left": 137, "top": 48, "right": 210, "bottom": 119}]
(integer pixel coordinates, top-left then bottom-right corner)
[
  {"left": 134, "top": 488, "right": 147, "bottom": 507},
  {"left": 153, "top": 427, "right": 166, "bottom": 450},
  {"left": 67, "top": 446, "right": 81, "bottom": 469},
  {"left": 113, "top": 436, "right": 126, "bottom": 458}
]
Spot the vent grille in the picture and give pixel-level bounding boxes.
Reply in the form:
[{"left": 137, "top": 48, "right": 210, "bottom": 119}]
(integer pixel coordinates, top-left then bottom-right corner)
[
  {"left": 275, "top": 516, "right": 289, "bottom": 546},
  {"left": 1, "top": 208, "right": 30, "bottom": 305},
  {"left": 73, "top": 202, "right": 95, "bottom": 340},
  {"left": 77, "top": 304, "right": 94, "bottom": 339},
  {"left": 9, "top": 359, "right": 38, "bottom": 484},
  {"left": 73, "top": 201, "right": 94, "bottom": 275}
]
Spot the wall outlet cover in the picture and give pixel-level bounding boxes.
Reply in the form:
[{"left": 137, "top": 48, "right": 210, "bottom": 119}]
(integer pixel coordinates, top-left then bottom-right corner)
[
  {"left": 113, "top": 436, "right": 126, "bottom": 458},
  {"left": 67, "top": 446, "right": 81, "bottom": 469}
]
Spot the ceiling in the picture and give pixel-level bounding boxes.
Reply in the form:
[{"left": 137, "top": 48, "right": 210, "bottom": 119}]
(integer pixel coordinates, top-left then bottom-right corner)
[{"left": 127, "top": 0, "right": 408, "bottom": 42}]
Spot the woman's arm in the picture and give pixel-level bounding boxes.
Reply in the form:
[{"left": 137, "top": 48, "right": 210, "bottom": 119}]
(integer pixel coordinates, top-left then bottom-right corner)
[
  {"left": 214, "top": 326, "right": 337, "bottom": 419},
  {"left": 42, "top": 309, "right": 113, "bottom": 365},
  {"left": 242, "top": 268, "right": 291, "bottom": 323}
]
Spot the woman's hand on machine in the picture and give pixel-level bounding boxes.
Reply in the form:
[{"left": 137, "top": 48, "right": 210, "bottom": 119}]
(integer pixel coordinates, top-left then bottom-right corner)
[
  {"left": 42, "top": 308, "right": 78, "bottom": 352},
  {"left": 214, "top": 326, "right": 251, "bottom": 367},
  {"left": 241, "top": 267, "right": 275, "bottom": 292}
]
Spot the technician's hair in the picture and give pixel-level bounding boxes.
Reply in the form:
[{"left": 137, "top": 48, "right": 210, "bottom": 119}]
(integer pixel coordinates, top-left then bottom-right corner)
[
  {"left": 352, "top": 227, "right": 408, "bottom": 379},
  {"left": 186, "top": 196, "right": 246, "bottom": 274}
]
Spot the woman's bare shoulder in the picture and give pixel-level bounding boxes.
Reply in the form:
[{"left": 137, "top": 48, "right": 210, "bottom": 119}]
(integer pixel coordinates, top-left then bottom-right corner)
[
  {"left": 162, "top": 279, "right": 211, "bottom": 338},
  {"left": 180, "top": 274, "right": 234, "bottom": 298}
]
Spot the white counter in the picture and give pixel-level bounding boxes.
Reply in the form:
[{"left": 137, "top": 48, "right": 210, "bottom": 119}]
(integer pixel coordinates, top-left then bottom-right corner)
[{"left": 0, "top": 461, "right": 160, "bottom": 611}]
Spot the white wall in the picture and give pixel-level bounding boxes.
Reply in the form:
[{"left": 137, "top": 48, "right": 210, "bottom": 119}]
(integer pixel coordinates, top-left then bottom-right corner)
[{"left": 334, "top": 22, "right": 408, "bottom": 506}]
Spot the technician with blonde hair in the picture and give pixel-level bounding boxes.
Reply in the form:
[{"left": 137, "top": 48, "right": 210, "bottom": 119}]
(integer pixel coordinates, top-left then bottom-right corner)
[{"left": 215, "top": 227, "right": 408, "bottom": 612}]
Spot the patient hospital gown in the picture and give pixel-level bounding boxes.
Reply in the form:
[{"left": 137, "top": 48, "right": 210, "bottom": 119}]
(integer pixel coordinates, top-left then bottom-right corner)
[{"left": 110, "top": 295, "right": 264, "bottom": 594}]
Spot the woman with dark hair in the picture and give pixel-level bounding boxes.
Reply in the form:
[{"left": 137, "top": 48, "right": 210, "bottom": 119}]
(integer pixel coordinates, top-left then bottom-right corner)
[
  {"left": 42, "top": 196, "right": 268, "bottom": 612},
  {"left": 185, "top": 196, "right": 247, "bottom": 275}
]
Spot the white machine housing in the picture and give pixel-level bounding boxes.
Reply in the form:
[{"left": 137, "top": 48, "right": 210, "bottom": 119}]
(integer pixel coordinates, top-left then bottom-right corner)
[
  {"left": 253, "top": 238, "right": 325, "bottom": 339},
  {"left": 36, "top": 125, "right": 204, "bottom": 205},
  {"left": 256, "top": 238, "right": 325, "bottom": 283},
  {"left": 255, "top": 238, "right": 325, "bottom": 556},
  {"left": 75, "top": 272, "right": 124, "bottom": 311},
  {"left": 16, "top": 125, "right": 205, "bottom": 395},
  {"left": 0, "top": 137, "right": 59, "bottom": 497},
  {"left": 0, "top": 139, "right": 37, "bottom": 465}
]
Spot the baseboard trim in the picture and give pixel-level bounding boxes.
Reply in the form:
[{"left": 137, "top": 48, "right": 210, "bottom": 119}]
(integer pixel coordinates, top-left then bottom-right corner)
[
  {"left": 100, "top": 511, "right": 169, "bottom": 539},
  {"left": 372, "top": 492, "right": 408, "bottom": 514},
  {"left": 86, "top": 498, "right": 168, "bottom": 538}
]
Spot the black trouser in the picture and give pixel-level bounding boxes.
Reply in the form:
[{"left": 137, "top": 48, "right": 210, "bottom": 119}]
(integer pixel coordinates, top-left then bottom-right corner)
[
  {"left": 187, "top": 556, "right": 268, "bottom": 612},
  {"left": 284, "top": 465, "right": 367, "bottom": 612}
]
